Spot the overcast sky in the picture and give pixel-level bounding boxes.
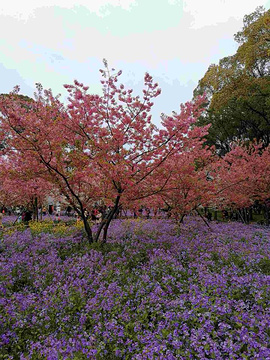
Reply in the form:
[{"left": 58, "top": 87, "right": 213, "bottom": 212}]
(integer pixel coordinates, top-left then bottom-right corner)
[{"left": 0, "top": 0, "right": 269, "bottom": 125}]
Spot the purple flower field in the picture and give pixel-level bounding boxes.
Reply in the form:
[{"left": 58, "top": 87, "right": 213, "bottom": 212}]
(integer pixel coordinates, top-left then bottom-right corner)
[{"left": 0, "top": 218, "right": 269, "bottom": 359}]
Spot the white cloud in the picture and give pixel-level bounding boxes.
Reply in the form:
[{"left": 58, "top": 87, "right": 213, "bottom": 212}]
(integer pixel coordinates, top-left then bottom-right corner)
[
  {"left": 0, "top": 0, "right": 136, "bottom": 19},
  {"left": 183, "top": 0, "right": 267, "bottom": 28},
  {"left": 0, "top": 0, "right": 269, "bottom": 125}
]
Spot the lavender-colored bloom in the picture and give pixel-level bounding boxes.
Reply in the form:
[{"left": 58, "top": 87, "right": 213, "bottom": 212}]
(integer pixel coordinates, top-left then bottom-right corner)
[{"left": 0, "top": 217, "right": 269, "bottom": 358}]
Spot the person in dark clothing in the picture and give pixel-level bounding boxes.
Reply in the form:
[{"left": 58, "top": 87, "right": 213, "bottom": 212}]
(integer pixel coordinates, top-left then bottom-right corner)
[
  {"left": 48, "top": 205, "right": 54, "bottom": 215},
  {"left": 206, "top": 211, "right": 212, "bottom": 221},
  {"left": 24, "top": 211, "right": 32, "bottom": 222},
  {"left": 145, "top": 208, "right": 151, "bottom": 219},
  {"left": 66, "top": 206, "right": 72, "bottom": 216},
  {"left": 91, "top": 209, "right": 98, "bottom": 221},
  {"left": 22, "top": 210, "right": 32, "bottom": 226}
]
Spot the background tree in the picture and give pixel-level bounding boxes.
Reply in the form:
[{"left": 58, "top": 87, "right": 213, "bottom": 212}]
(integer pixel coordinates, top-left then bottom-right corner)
[
  {"left": 194, "top": 6, "right": 270, "bottom": 154},
  {"left": 140, "top": 124, "right": 215, "bottom": 223},
  {"left": 0, "top": 85, "right": 100, "bottom": 241},
  {"left": 210, "top": 142, "right": 270, "bottom": 223},
  {"left": 0, "top": 152, "right": 55, "bottom": 220}
]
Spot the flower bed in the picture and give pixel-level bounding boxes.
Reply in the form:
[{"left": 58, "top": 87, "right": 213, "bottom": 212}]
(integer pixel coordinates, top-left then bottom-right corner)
[
  {"left": 0, "top": 218, "right": 269, "bottom": 359},
  {"left": 2, "top": 214, "right": 76, "bottom": 226}
]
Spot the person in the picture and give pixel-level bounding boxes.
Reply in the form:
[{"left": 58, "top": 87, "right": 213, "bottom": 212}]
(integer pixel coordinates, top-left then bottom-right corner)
[
  {"left": 206, "top": 211, "right": 212, "bottom": 221},
  {"left": 23, "top": 210, "right": 32, "bottom": 225},
  {"left": 91, "top": 208, "right": 98, "bottom": 222},
  {"left": 84, "top": 208, "right": 89, "bottom": 220},
  {"left": 22, "top": 211, "right": 26, "bottom": 222},
  {"left": 54, "top": 213, "right": 61, "bottom": 223},
  {"left": 48, "top": 205, "right": 54, "bottom": 215},
  {"left": 222, "top": 210, "right": 229, "bottom": 220},
  {"left": 96, "top": 210, "right": 102, "bottom": 224},
  {"left": 66, "top": 206, "right": 72, "bottom": 216}
]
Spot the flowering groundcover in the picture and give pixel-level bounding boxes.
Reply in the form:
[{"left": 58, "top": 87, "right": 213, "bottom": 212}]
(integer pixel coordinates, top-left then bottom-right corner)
[{"left": 0, "top": 218, "right": 269, "bottom": 359}]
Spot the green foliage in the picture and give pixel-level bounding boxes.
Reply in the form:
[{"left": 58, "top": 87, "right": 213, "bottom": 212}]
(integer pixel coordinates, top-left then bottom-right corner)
[
  {"left": 256, "top": 257, "right": 270, "bottom": 274},
  {"left": 10, "top": 264, "right": 34, "bottom": 292},
  {"left": 194, "top": 7, "right": 270, "bottom": 153}
]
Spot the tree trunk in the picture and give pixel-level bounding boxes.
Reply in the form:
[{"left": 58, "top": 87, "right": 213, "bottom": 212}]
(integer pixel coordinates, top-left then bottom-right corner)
[
  {"left": 72, "top": 200, "right": 94, "bottom": 243},
  {"left": 94, "top": 217, "right": 107, "bottom": 243},
  {"left": 93, "top": 195, "right": 121, "bottom": 243},
  {"left": 179, "top": 214, "right": 185, "bottom": 223},
  {"left": 102, "top": 195, "right": 121, "bottom": 243},
  {"left": 237, "top": 209, "right": 246, "bottom": 224},
  {"left": 93, "top": 205, "right": 113, "bottom": 243},
  {"left": 195, "top": 208, "right": 211, "bottom": 229},
  {"left": 75, "top": 203, "right": 93, "bottom": 243},
  {"left": 81, "top": 213, "right": 93, "bottom": 244},
  {"left": 35, "top": 197, "right": 38, "bottom": 222}
]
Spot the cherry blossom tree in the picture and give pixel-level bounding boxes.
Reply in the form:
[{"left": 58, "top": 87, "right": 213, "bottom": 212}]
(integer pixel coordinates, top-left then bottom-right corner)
[
  {"left": 210, "top": 142, "right": 270, "bottom": 222},
  {"left": 0, "top": 62, "right": 209, "bottom": 242},
  {"left": 157, "top": 142, "right": 216, "bottom": 223},
  {"left": 0, "top": 153, "right": 54, "bottom": 220}
]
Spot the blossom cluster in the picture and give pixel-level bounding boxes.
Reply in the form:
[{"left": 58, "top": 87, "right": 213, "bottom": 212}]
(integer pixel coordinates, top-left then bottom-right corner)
[{"left": 0, "top": 218, "right": 269, "bottom": 359}]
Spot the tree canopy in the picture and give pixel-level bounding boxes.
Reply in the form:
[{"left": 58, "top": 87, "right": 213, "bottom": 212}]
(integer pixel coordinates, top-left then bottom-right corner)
[
  {"left": 0, "top": 63, "right": 210, "bottom": 242},
  {"left": 194, "top": 6, "right": 270, "bottom": 154}
]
